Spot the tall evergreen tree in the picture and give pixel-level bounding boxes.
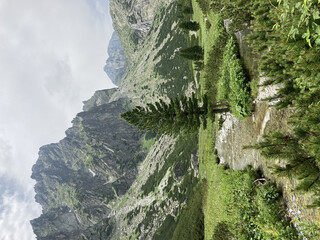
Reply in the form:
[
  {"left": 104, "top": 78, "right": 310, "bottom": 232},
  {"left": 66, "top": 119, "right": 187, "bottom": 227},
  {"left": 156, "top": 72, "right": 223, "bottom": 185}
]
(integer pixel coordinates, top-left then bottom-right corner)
[
  {"left": 121, "top": 94, "right": 228, "bottom": 135},
  {"left": 179, "top": 21, "right": 200, "bottom": 31},
  {"left": 179, "top": 46, "right": 204, "bottom": 61}
]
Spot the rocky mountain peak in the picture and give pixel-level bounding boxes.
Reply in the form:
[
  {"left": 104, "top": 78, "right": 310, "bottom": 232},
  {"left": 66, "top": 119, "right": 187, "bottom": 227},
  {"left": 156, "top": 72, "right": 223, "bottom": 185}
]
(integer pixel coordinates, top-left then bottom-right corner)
[{"left": 104, "top": 32, "right": 127, "bottom": 85}]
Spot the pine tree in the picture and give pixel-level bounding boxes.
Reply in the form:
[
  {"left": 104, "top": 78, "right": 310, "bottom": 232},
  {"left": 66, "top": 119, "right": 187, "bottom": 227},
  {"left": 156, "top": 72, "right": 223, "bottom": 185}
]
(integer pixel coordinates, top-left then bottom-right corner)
[
  {"left": 121, "top": 94, "right": 228, "bottom": 135},
  {"left": 182, "top": 7, "right": 193, "bottom": 15},
  {"left": 244, "top": 132, "right": 320, "bottom": 206},
  {"left": 179, "top": 46, "right": 204, "bottom": 61},
  {"left": 179, "top": 21, "right": 200, "bottom": 31}
]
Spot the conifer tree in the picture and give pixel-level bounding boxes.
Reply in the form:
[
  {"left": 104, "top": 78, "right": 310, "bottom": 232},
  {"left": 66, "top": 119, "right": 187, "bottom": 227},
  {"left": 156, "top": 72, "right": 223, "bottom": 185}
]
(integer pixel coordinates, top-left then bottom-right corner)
[
  {"left": 179, "top": 46, "right": 204, "bottom": 61},
  {"left": 179, "top": 21, "right": 200, "bottom": 31},
  {"left": 182, "top": 7, "right": 193, "bottom": 15},
  {"left": 121, "top": 94, "right": 228, "bottom": 135},
  {"left": 245, "top": 132, "right": 320, "bottom": 206}
]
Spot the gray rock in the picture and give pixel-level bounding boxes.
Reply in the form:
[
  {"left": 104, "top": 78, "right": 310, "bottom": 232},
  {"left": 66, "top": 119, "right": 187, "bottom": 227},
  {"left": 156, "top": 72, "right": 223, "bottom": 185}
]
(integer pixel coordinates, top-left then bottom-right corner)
[
  {"left": 104, "top": 32, "right": 127, "bottom": 85},
  {"left": 31, "top": 97, "right": 145, "bottom": 239},
  {"left": 82, "top": 88, "right": 117, "bottom": 111}
]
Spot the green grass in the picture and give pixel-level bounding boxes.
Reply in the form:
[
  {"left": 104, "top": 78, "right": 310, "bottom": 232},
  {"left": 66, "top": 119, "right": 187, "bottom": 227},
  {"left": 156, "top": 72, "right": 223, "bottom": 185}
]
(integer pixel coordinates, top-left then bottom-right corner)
[
  {"left": 191, "top": 1, "right": 226, "bottom": 100},
  {"left": 152, "top": 215, "right": 177, "bottom": 240},
  {"left": 180, "top": 0, "right": 320, "bottom": 239},
  {"left": 153, "top": 2, "right": 194, "bottom": 98},
  {"left": 198, "top": 119, "right": 299, "bottom": 240},
  {"left": 142, "top": 136, "right": 156, "bottom": 152},
  {"left": 188, "top": 0, "right": 253, "bottom": 119}
]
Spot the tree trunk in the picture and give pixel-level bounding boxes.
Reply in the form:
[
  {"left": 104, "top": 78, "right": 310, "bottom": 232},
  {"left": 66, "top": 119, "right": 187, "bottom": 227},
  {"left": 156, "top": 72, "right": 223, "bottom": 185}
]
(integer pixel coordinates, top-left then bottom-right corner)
[
  {"left": 212, "top": 108, "right": 229, "bottom": 114},
  {"left": 211, "top": 102, "right": 229, "bottom": 108}
]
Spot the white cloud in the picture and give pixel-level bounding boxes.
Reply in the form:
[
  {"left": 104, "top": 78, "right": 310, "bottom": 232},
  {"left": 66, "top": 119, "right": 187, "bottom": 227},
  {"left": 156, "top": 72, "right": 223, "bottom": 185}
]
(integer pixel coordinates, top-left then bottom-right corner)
[
  {"left": 0, "top": 0, "right": 114, "bottom": 238},
  {"left": 0, "top": 187, "right": 41, "bottom": 240}
]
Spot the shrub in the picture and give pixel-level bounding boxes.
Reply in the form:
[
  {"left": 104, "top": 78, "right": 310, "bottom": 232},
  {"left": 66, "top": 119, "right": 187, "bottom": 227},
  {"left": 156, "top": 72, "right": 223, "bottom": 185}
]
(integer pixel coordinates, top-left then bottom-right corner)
[
  {"left": 212, "top": 222, "right": 233, "bottom": 240},
  {"left": 218, "top": 36, "right": 252, "bottom": 118}
]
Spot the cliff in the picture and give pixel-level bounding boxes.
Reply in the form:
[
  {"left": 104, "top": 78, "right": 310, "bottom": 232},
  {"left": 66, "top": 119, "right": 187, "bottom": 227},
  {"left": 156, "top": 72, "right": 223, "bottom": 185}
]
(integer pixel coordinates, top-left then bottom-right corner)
[
  {"left": 109, "top": 0, "right": 170, "bottom": 59},
  {"left": 31, "top": 90, "right": 145, "bottom": 239}
]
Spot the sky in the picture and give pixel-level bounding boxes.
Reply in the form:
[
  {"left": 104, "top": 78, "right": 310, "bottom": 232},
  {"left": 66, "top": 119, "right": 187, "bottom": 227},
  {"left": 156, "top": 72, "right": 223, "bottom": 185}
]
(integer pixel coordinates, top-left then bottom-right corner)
[{"left": 0, "top": 0, "right": 115, "bottom": 239}]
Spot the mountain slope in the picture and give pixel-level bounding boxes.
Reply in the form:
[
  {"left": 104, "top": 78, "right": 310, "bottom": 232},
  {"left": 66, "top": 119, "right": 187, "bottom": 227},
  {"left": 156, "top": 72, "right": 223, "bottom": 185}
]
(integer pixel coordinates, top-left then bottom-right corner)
[
  {"left": 31, "top": 91, "right": 145, "bottom": 239},
  {"left": 31, "top": 0, "right": 199, "bottom": 239}
]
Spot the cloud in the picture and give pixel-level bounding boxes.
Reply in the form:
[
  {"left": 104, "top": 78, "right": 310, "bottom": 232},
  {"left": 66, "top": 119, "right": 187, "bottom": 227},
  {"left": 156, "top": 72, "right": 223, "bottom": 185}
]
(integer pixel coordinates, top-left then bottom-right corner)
[
  {"left": 0, "top": 0, "right": 114, "bottom": 238},
  {"left": 0, "top": 186, "right": 41, "bottom": 240}
]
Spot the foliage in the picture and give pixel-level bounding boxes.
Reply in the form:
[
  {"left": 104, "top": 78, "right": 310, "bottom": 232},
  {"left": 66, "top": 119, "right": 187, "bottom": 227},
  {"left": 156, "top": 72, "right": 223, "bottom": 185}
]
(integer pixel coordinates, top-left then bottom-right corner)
[
  {"left": 212, "top": 222, "right": 233, "bottom": 240},
  {"left": 293, "top": 218, "right": 320, "bottom": 239},
  {"left": 142, "top": 134, "right": 199, "bottom": 239},
  {"left": 142, "top": 134, "right": 156, "bottom": 152},
  {"left": 121, "top": 93, "right": 213, "bottom": 136},
  {"left": 202, "top": 21, "right": 227, "bottom": 104},
  {"left": 152, "top": 215, "right": 177, "bottom": 240},
  {"left": 48, "top": 183, "right": 83, "bottom": 212},
  {"left": 276, "top": 0, "right": 320, "bottom": 47},
  {"left": 237, "top": 0, "right": 320, "bottom": 209},
  {"left": 195, "top": 0, "right": 209, "bottom": 15},
  {"left": 179, "top": 45, "right": 204, "bottom": 61},
  {"left": 205, "top": 164, "right": 299, "bottom": 240},
  {"left": 218, "top": 36, "right": 252, "bottom": 119},
  {"left": 153, "top": 2, "right": 194, "bottom": 98},
  {"left": 210, "top": 0, "right": 252, "bottom": 32},
  {"left": 179, "top": 21, "right": 200, "bottom": 31},
  {"left": 245, "top": 132, "right": 320, "bottom": 207}
]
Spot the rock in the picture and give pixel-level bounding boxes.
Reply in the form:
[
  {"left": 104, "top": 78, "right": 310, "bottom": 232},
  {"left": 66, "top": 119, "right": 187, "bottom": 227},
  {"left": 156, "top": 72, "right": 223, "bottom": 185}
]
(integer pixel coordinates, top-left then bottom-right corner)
[
  {"left": 104, "top": 32, "right": 127, "bottom": 85},
  {"left": 109, "top": 0, "right": 168, "bottom": 57},
  {"left": 31, "top": 96, "right": 145, "bottom": 239},
  {"left": 82, "top": 88, "right": 117, "bottom": 111},
  {"left": 173, "top": 161, "right": 184, "bottom": 182}
]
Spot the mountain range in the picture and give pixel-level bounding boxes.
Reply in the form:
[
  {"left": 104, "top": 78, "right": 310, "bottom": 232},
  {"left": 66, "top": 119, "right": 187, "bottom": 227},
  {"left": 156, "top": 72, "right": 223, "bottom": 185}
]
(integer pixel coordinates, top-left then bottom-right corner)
[{"left": 31, "top": 0, "right": 197, "bottom": 239}]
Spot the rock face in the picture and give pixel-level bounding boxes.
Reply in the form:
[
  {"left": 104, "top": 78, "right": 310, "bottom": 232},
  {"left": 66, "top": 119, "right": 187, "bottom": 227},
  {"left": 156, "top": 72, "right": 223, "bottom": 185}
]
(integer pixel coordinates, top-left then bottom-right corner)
[
  {"left": 109, "top": 0, "right": 169, "bottom": 58},
  {"left": 104, "top": 32, "right": 127, "bottom": 85},
  {"left": 31, "top": 89, "right": 145, "bottom": 239}
]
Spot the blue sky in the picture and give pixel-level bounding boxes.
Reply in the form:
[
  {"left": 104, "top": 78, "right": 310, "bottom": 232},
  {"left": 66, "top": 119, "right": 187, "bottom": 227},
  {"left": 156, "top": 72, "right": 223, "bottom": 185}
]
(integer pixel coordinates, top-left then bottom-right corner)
[{"left": 0, "top": 0, "right": 114, "bottom": 238}]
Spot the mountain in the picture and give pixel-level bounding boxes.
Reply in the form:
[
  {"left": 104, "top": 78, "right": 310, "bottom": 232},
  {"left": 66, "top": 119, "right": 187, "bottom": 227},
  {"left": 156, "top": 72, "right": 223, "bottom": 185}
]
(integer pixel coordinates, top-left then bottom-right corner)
[
  {"left": 104, "top": 32, "right": 127, "bottom": 85},
  {"left": 31, "top": 0, "right": 197, "bottom": 239},
  {"left": 31, "top": 91, "right": 145, "bottom": 239}
]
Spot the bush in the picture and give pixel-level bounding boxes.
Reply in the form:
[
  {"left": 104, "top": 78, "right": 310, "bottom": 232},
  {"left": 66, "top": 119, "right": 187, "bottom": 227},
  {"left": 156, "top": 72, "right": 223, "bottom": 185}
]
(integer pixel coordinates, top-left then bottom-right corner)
[
  {"left": 196, "top": 0, "right": 209, "bottom": 15},
  {"left": 212, "top": 222, "right": 233, "bottom": 240}
]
